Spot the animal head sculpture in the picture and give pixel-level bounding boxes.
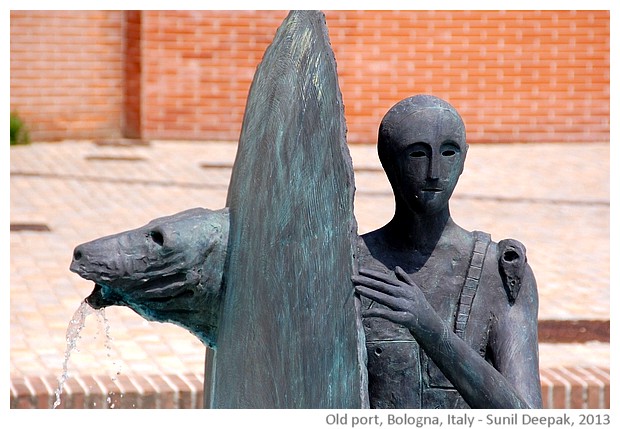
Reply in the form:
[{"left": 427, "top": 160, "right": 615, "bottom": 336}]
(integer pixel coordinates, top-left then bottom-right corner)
[{"left": 70, "top": 207, "right": 229, "bottom": 347}]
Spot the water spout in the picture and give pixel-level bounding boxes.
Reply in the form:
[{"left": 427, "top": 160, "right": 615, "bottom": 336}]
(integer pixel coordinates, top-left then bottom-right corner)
[{"left": 53, "top": 300, "right": 114, "bottom": 408}]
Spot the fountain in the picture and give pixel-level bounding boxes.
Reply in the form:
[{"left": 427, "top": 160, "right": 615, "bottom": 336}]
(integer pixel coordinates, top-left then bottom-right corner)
[
  {"left": 68, "top": 11, "right": 366, "bottom": 409},
  {"left": 53, "top": 301, "right": 117, "bottom": 408},
  {"left": 67, "top": 10, "right": 543, "bottom": 409}
]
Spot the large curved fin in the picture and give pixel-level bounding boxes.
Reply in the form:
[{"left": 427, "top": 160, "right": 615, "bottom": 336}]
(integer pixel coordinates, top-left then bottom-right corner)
[{"left": 212, "top": 10, "right": 367, "bottom": 408}]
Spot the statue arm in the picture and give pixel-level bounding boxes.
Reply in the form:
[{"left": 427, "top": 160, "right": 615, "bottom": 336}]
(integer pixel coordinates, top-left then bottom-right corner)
[
  {"left": 353, "top": 267, "right": 535, "bottom": 409},
  {"left": 488, "top": 263, "right": 543, "bottom": 408}
]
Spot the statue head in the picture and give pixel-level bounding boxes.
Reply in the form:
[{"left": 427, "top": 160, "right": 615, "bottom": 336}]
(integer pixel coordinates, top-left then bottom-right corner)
[
  {"left": 70, "top": 207, "right": 229, "bottom": 347},
  {"left": 377, "top": 95, "right": 467, "bottom": 215}
]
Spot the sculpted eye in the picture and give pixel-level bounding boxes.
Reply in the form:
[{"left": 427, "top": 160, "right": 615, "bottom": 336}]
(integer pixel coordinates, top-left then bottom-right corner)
[
  {"left": 409, "top": 147, "right": 426, "bottom": 158},
  {"left": 150, "top": 230, "right": 164, "bottom": 246},
  {"left": 407, "top": 142, "right": 429, "bottom": 158},
  {"left": 441, "top": 141, "right": 460, "bottom": 157}
]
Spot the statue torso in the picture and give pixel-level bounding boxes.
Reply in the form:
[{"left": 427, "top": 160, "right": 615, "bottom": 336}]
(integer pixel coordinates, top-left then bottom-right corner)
[{"left": 358, "top": 228, "right": 504, "bottom": 409}]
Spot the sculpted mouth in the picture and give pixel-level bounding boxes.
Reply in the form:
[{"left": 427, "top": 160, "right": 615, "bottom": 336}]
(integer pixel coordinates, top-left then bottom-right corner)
[
  {"left": 423, "top": 188, "right": 442, "bottom": 192},
  {"left": 84, "top": 272, "right": 193, "bottom": 309},
  {"left": 85, "top": 283, "right": 118, "bottom": 309}
]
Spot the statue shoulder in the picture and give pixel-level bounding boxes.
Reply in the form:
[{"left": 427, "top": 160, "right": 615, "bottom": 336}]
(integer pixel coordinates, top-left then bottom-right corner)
[
  {"left": 465, "top": 230, "right": 534, "bottom": 305},
  {"left": 356, "top": 229, "right": 387, "bottom": 270},
  {"left": 486, "top": 236, "right": 532, "bottom": 305}
]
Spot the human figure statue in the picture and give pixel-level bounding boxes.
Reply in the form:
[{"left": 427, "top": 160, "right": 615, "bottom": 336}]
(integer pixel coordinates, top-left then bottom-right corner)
[{"left": 353, "top": 94, "right": 543, "bottom": 409}]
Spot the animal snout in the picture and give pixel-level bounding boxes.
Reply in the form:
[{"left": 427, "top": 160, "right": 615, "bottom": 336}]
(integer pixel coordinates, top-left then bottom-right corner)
[
  {"left": 70, "top": 244, "right": 91, "bottom": 274},
  {"left": 70, "top": 242, "right": 100, "bottom": 274}
]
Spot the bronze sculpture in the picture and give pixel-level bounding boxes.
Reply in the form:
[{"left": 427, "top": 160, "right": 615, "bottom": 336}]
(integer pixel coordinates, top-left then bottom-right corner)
[
  {"left": 353, "top": 95, "right": 542, "bottom": 408},
  {"left": 68, "top": 11, "right": 542, "bottom": 409},
  {"left": 74, "top": 10, "right": 367, "bottom": 408}
]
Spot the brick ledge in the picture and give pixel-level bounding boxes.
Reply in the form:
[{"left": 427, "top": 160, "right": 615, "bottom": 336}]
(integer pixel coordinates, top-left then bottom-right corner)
[
  {"left": 10, "top": 367, "right": 609, "bottom": 409},
  {"left": 10, "top": 372, "right": 204, "bottom": 409}
]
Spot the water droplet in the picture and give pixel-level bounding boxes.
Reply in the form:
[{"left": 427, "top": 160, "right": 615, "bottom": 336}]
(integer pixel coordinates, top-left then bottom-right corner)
[
  {"left": 53, "top": 300, "right": 96, "bottom": 409},
  {"left": 97, "top": 309, "right": 122, "bottom": 381},
  {"left": 53, "top": 300, "right": 116, "bottom": 409}
]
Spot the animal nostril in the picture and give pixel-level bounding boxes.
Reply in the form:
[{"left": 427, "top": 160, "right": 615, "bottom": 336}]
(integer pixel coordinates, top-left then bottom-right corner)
[
  {"left": 73, "top": 248, "right": 83, "bottom": 261},
  {"left": 150, "top": 230, "right": 164, "bottom": 246}
]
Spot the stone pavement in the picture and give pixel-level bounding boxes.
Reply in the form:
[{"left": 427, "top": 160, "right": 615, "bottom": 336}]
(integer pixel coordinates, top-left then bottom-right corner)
[{"left": 8, "top": 139, "right": 610, "bottom": 408}]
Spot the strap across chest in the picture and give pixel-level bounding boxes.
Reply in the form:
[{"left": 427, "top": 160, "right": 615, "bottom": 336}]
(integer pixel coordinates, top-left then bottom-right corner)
[{"left": 454, "top": 230, "right": 491, "bottom": 339}]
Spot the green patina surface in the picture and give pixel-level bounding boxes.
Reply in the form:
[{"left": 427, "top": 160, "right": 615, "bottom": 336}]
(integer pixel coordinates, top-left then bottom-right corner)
[{"left": 211, "top": 11, "right": 367, "bottom": 408}]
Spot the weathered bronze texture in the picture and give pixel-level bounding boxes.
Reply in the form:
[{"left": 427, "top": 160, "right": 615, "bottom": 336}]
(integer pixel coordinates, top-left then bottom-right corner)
[
  {"left": 69, "top": 11, "right": 542, "bottom": 409},
  {"left": 72, "top": 207, "right": 228, "bottom": 348},
  {"left": 73, "top": 10, "right": 367, "bottom": 409},
  {"left": 212, "top": 9, "right": 366, "bottom": 409},
  {"left": 353, "top": 95, "right": 542, "bottom": 408}
]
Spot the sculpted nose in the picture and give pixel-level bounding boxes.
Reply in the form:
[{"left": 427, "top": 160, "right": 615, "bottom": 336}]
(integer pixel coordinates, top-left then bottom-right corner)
[
  {"left": 427, "top": 152, "right": 440, "bottom": 180},
  {"left": 70, "top": 243, "right": 90, "bottom": 274}
]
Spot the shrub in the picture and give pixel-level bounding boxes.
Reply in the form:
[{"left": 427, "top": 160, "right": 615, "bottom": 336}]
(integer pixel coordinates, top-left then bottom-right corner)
[{"left": 10, "top": 111, "right": 30, "bottom": 145}]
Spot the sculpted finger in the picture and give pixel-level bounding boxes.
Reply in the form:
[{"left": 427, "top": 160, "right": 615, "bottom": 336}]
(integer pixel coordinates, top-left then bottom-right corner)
[
  {"left": 352, "top": 275, "right": 401, "bottom": 296},
  {"left": 394, "top": 266, "right": 415, "bottom": 285},
  {"left": 357, "top": 268, "right": 405, "bottom": 288},
  {"left": 363, "top": 308, "right": 411, "bottom": 326},
  {"left": 355, "top": 286, "right": 404, "bottom": 310},
  {"left": 362, "top": 307, "right": 392, "bottom": 319}
]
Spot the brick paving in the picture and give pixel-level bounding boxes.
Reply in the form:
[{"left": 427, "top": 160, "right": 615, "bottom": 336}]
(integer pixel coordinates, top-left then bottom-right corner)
[{"left": 9, "top": 139, "right": 610, "bottom": 408}]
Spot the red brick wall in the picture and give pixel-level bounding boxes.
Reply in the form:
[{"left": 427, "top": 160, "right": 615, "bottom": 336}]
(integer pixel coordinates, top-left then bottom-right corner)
[
  {"left": 326, "top": 10, "right": 610, "bottom": 143},
  {"left": 10, "top": 10, "right": 609, "bottom": 144},
  {"left": 10, "top": 10, "right": 124, "bottom": 141},
  {"left": 122, "top": 11, "right": 142, "bottom": 138},
  {"left": 139, "top": 10, "right": 288, "bottom": 141}
]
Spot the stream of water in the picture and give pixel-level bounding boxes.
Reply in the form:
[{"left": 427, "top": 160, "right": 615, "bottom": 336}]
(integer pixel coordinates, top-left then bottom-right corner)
[{"left": 53, "top": 300, "right": 117, "bottom": 409}]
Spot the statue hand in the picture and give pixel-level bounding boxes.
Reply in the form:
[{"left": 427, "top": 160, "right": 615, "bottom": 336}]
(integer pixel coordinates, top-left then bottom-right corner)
[{"left": 352, "top": 266, "right": 435, "bottom": 332}]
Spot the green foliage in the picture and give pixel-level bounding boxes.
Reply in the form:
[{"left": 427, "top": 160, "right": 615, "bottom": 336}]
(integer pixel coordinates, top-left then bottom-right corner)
[{"left": 10, "top": 111, "right": 30, "bottom": 145}]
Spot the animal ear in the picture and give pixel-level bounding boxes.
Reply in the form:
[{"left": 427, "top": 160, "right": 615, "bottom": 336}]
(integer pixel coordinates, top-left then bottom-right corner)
[{"left": 497, "top": 239, "right": 527, "bottom": 305}]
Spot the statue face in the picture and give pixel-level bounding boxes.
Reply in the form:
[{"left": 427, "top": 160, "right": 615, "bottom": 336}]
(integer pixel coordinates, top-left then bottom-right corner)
[{"left": 387, "top": 108, "right": 467, "bottom": 215}]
